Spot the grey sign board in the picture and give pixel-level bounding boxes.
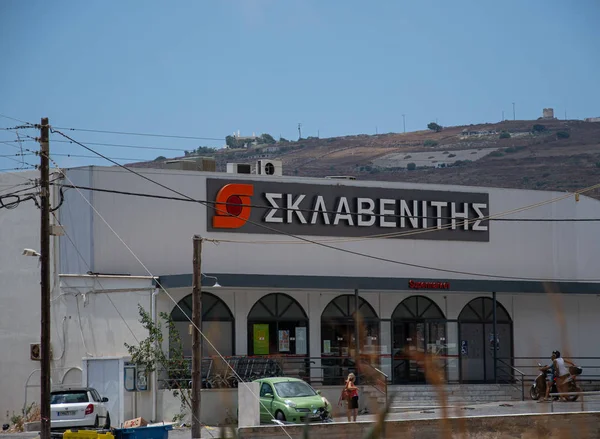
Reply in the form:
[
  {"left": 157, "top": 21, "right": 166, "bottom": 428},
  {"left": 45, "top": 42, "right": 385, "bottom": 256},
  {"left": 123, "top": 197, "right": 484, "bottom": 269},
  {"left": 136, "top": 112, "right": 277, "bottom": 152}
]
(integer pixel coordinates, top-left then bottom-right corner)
[{"left": 206, "top": 178, "right": 490, "bottom": 241}]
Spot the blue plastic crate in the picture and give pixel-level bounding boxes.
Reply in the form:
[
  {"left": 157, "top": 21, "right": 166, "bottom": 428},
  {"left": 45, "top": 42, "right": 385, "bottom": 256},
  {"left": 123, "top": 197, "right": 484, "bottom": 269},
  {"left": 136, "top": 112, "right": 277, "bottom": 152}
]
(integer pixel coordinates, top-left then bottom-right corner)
[{"left": 113, "top": 425, "right": 172, "bottom": 439}]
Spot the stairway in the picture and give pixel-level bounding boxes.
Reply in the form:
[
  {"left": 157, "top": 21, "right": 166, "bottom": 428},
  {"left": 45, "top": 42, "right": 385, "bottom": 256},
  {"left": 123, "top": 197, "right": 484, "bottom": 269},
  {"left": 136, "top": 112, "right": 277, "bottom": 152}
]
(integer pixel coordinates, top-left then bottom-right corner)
[{"left": 361, "top": 384, "right": 523, "bottom": 414}]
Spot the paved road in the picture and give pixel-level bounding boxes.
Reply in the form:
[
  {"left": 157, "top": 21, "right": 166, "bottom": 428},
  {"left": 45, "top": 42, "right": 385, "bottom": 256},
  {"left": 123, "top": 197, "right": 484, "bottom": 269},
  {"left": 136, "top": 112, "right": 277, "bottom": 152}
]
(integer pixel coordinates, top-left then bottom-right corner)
[{"left": 4, "top": 399, "right": 599, "bottom": 439}]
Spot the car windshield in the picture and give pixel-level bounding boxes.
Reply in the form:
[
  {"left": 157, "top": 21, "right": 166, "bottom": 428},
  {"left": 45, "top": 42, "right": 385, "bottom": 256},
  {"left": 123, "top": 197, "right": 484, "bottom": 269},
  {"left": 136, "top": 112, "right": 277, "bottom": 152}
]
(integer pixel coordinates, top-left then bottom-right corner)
[
  {"left": 273, "top": 381, "right": 317, "bottom": 398},
  {"left": 50, "top": 391, "right": 89, "bottom": 404}
]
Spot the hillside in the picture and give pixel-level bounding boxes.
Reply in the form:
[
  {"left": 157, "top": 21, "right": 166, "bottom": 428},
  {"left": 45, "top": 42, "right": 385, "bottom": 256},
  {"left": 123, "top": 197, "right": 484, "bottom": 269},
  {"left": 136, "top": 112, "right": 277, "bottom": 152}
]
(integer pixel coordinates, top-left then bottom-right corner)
[{"left": 130, "top": 119, "right": 600, "bottom": 200}]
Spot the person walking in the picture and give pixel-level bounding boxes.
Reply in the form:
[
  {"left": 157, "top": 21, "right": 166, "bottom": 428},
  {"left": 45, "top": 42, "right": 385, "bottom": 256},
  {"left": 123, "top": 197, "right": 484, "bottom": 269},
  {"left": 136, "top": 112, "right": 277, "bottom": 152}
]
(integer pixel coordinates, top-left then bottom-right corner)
[{"left": 338, "top": 372, "right": 359, "bottom": 422}]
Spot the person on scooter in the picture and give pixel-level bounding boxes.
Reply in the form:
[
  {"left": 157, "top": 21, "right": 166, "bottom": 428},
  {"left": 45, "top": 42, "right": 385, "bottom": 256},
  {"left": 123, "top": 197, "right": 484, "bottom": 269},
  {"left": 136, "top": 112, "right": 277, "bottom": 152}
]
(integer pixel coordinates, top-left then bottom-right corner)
[
  {"left": 553, "top": 350, "right": 576, "bottom": 402},
  {"left": 537, "top": 352, "right": 556, "bottom": 402}
]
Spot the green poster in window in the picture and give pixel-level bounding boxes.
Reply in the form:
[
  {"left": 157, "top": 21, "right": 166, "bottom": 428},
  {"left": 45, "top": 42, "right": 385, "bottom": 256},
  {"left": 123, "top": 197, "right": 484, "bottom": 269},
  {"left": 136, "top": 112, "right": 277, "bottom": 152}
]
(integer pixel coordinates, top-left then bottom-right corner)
[{"left": 253, "top": 324, "right": 269, "bottom": 355}]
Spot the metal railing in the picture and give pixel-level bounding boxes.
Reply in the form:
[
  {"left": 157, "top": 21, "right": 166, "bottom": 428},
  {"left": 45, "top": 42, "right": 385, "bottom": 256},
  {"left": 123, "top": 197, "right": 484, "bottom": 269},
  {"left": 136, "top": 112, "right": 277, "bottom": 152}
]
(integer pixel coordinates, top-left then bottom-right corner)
[
  {"left": 358, "top": 359, "right": 388, "bottom": 405},
  {"left": 496, "top": 358, "right": 526, "bottom": 401}
]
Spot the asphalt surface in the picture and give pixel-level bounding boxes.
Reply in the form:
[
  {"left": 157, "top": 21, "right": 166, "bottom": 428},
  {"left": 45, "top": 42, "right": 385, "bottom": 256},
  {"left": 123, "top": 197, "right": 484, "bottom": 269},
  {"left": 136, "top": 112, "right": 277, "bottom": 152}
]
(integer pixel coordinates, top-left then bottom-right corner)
[{"left": 4, "top": 399, "right": 599, "bottom": 439}]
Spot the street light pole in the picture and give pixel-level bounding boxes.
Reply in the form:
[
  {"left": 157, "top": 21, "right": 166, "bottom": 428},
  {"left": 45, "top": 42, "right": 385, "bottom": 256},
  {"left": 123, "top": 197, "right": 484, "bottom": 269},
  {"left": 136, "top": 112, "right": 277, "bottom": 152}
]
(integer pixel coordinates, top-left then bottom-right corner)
[
  {"left": 191, "top": 236, "right": 203, "bottom": 439},
  {"left": 39, "top": 118, "right": 51, "bottom": 439}
]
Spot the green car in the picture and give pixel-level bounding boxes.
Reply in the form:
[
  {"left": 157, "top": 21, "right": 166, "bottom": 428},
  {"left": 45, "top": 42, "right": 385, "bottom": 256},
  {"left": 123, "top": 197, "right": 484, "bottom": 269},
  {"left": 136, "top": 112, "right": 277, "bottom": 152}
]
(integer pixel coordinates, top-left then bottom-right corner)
[{"left": 255, "top": 377, "right": 332, "bottom": 424}]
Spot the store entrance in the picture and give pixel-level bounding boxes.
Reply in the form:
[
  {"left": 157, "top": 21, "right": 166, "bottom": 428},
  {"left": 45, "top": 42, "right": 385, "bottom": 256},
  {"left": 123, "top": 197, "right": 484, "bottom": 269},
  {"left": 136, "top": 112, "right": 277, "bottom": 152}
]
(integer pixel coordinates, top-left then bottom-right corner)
[
  {"left": 458, "top": 297, "right": 513, "bottom": 383},
  {"left": 392, "top": 296, "right": 447, "bottom": 384},
  {"left": 321, "top": 295, "right": 380, "bottom": 385}
]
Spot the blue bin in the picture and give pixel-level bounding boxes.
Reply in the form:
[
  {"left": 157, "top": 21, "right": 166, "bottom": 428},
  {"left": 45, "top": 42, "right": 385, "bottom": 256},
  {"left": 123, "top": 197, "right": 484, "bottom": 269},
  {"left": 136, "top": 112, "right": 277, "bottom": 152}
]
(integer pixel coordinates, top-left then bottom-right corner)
[{"left": 113, "top": 425, "right": 172, "bottom": 439}]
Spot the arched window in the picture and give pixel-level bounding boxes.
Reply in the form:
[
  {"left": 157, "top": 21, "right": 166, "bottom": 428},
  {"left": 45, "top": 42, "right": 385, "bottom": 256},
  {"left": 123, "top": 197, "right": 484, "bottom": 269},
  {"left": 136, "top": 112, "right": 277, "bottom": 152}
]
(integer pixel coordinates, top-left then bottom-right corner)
[
  {"left": 171, "top": 292, "right": 234, "bottom": 357},
  {"left": 392, "top": 296, "right": 445, "bottom": 320},
  {"left": 458, "top": 297, "right": 511, "bottom": 322},
  {"left": 391, "top": 296, "right": 446, "bottom": 384},
  {"left": 458, "top": 297, "right": 513, "bottom": 383},
  {"left": 321, "top": 295, "right": 378, "bottom": 320},
  {"left": 321, "top": 295, "right": 380, "bottom": 384},
  {"left": 247, "top": 293, "right": 308, "bottom": 356}
]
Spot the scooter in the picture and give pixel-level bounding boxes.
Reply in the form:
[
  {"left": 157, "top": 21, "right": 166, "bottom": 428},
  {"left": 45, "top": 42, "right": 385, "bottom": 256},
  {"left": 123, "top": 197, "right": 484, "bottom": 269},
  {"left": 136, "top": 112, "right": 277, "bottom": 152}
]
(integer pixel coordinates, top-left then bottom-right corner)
[
  {"left": 530, "top": 363, "right": 558, "bottom": 401},
  {"left": 530, "top": 363, "right": 583, "bottom": 402},
  {"left": 560, "top": 366, "right": 583, "bottom": 402}
]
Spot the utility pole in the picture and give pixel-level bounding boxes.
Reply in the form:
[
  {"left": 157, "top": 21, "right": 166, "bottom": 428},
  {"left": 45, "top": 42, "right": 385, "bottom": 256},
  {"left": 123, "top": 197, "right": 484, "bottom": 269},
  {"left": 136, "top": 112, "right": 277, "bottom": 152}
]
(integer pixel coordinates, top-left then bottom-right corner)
[
  {"left": 402, "top": 114, "right": 406, "bottom": 133},
  {"left": 39, "top": 117, "right": 51, "bottom": 439},
  {"left": 191, "top": 235, "right": 203, "bottom": 439},
  {"left": 502, "top": 110, "right": 504, "bottom": 122},
  {"left": 298, "top": 123, "right": 302, "bottom": 140},
  {"left": 512, "top": 102, "right": 516, "bottom": 121}
]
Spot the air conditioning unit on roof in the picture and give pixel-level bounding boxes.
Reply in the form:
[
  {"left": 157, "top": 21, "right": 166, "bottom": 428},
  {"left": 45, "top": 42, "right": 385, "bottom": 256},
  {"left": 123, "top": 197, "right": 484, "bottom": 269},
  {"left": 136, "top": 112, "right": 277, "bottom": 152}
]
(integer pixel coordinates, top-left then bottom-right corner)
[
  {"left": 226, "top": 163, "right": 253, "bottom": 174},
  {"left": 256, "top": 159, "right": 283, "bottom": 176}
]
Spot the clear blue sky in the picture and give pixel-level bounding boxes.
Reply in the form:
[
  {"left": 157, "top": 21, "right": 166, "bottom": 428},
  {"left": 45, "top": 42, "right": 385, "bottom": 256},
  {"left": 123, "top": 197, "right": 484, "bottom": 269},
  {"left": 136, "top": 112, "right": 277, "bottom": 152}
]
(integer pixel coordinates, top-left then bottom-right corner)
[{"left": 1, "top": 0, "right": 599, "bottom": 170}]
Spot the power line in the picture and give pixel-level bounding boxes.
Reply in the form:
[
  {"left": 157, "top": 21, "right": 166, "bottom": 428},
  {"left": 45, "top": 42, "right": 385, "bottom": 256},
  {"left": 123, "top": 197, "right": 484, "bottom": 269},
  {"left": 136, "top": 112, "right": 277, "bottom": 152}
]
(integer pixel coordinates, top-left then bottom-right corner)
[
  {"left": 46, "top": 153, "right": 291, "bottom": 439},
  {"left": 51, "top": 138, "right": 205, "bottom": 152},
  {"left": 55, "top": 183, "right": 600, "bottom": 223},
  {"left": 0, "top": 113, "right": 35, "bottom": 125},
  {"left": 52, "top": 126, "right": 224, "bottom": 141},
  {"left": 51, "top": 211, "right": 141, "bottom": 344},
  {"left": 52, "top": 128, "right": 600, "bottom": 282},
  {"left": 50, "top": 153, "right": 149, "bottom": 162}
]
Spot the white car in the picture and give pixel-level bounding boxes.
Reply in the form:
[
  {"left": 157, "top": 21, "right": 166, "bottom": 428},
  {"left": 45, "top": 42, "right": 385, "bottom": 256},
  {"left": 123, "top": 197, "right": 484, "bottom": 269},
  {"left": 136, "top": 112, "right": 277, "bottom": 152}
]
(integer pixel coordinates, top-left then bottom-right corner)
[{"left": 50, "top": 387, "right": 110, "bottom": 430}]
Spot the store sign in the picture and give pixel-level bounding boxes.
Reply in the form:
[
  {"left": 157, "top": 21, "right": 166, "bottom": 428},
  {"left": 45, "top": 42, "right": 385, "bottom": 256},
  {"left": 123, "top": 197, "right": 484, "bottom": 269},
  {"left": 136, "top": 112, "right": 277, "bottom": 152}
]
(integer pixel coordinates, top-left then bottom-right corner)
[
  {"left": 409, "top": 280, "right": 451, "bottom": 290},
  {"left": 207, "top": 179, "right": 490, "bottom": 241}
]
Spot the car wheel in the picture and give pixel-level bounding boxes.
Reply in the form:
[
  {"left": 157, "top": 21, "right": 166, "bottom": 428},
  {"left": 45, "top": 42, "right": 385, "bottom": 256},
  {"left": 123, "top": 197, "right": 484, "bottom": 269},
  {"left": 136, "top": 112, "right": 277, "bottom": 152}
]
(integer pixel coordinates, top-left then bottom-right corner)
[
  {"left": 103, "top": 413, "right": 111, "bottom": 429},
  {"left": 275, "top": 411, "right": 286, "bottom": 422}
]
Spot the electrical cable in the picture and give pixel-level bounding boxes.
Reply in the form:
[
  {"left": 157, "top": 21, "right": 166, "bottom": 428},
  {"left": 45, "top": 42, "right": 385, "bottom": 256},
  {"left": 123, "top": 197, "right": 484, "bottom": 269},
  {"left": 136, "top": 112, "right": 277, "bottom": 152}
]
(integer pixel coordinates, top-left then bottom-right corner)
[
  {"left": 55, "top": 183, "right": 600, "bottom": 223},
  {"left": 45, "top": 153, "right": 293, "bottom": 438},
  {"left": 0, "top": 113, "right": 35, "bottom": 126},
  {"left": 51, "top": 138, "right": 214, "bottom": 153},
  {"left": 51, "top": 210, "right": 141, "bottom": 345},
  {"left": 51, "top": 128, "right": 600, "bottom": 282},
  {"left": 52, "top": 126, "right": 224, "bottom": 141}
]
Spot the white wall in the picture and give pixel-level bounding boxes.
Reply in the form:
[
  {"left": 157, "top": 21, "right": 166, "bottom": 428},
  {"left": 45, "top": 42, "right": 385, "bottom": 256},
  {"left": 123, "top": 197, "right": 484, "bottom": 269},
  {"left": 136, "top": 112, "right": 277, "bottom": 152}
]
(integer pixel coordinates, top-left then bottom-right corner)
[
  {"left": 61, "top": 166, "right": 600, "bottom": 283},
  {"left": 0, "top": 171, "right": 45, "bottom": 423}
]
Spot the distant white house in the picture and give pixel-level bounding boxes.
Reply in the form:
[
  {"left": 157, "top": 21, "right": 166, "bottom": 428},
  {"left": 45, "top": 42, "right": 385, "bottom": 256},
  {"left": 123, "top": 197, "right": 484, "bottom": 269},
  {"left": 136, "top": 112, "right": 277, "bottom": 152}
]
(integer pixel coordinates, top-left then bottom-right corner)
[{"left": 461, "top": 129, "right": 498, "bottom": 136}]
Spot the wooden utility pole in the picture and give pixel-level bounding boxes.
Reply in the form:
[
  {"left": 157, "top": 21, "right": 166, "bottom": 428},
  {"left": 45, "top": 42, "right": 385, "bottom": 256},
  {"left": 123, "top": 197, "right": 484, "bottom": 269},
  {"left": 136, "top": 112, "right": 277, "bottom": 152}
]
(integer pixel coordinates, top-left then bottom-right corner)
[
  {"left": 191, "top": 236, "right": 203, "bottom": 438},
  {"left": 39, "top": 118, "right": 51, "bottom": 439}
]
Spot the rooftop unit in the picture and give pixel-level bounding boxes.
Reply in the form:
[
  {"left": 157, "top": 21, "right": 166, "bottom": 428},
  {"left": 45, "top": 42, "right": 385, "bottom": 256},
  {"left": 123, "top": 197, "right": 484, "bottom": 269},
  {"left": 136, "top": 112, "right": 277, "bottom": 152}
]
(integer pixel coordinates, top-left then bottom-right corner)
[{"left": 163, "top": 156, "right": 216, "bottom": 172}]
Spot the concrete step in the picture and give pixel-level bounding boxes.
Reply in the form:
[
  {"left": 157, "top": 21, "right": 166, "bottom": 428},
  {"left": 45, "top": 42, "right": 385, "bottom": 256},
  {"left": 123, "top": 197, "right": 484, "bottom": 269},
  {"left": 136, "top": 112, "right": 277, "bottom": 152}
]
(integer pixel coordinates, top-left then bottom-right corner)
[{"left": 361, "top": 384, "right": 521, "bottom": 407}]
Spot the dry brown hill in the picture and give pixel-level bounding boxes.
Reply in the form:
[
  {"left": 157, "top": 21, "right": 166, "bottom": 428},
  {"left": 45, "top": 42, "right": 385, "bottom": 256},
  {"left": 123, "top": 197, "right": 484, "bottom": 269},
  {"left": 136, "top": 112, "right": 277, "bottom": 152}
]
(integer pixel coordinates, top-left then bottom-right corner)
[{"left": 129, "top": 119, "right": 600, "bottom": 199}]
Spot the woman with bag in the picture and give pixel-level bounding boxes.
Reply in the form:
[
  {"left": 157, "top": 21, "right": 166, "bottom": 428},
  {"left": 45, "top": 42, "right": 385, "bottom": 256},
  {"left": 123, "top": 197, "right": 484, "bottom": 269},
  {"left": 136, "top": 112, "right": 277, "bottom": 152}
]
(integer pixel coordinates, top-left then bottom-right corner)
[{"left": 338, "top": 372, "right": 359, "bottom": 422}]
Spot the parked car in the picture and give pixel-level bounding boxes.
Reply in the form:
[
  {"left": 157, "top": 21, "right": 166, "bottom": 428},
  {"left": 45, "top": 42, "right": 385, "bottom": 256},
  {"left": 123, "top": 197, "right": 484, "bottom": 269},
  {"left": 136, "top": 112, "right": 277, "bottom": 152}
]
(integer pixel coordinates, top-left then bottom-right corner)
[
  {"left": 50, "top": 387, "right": 110, "bottom": 430},
  {"left": 255, "top": 377, "right": 332, "bottom": 424}
]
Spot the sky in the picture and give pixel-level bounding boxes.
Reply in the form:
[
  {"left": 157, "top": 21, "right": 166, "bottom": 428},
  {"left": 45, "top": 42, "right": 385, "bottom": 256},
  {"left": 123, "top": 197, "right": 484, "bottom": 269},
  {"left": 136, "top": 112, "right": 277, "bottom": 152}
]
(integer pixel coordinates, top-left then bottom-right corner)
[{"left": 1, "top": 0, "right": 599, "bottom": 171}]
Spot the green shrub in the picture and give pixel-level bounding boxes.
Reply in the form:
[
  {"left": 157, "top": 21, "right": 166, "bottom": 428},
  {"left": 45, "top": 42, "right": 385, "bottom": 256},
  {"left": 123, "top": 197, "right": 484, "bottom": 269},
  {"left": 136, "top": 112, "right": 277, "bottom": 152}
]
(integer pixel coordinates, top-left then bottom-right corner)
[
  {"left": 407, "top": 162, "right": 416, "bottom": 171},
  {"left": 504, "top": 147, "right": 517, "bottom": 153},
  {"left": 499, "top": 131, "right": 511, "bottom": 139},
  {"left": 596, "top": 162, "right": 600, "bottom": 168},
  {"left": 448, "top": 153, "right": 456, "bottom": 158},
  {"left": 424, "top": 139, "right": 438, "bottom": 147},
  {"left": 404, "top": 155, "right": 412, "bottom": 159},
  {"left": 556, "top": 131, "right": 570, "bottom": 139},
  {"left": 532, "top": 124, "right": 546, "bottom": 133}
]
